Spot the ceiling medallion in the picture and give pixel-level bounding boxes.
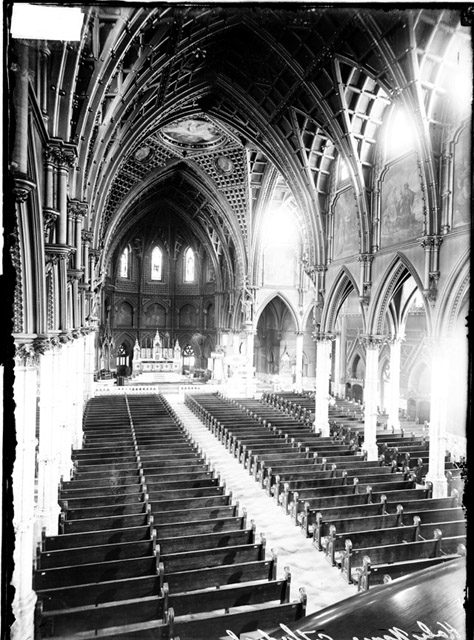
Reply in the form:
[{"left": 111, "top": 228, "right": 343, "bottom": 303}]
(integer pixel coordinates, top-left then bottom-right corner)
[
  {"left": 159, "top": 117, "right": 224, "bottom": 150},
  {"left": 133, "top": 145, "right": 154, "bottom": 163},
  {"left": 215, "top": 155, "right": 234, "bottom": 174}
]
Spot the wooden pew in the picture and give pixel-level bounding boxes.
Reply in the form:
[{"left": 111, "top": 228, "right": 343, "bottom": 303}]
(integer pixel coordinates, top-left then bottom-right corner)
[
  {"left": 34, "top": 551, "right": 160, "bottom": 589},
  {"left": 37, "top": 530, "right": 158, "bottom": 569},
  {"left": 161, "top": 540, "right": 265, "bottom": 573},
  {"left": 340, "top": 529, "right": 462, "bottom": 583},
  {"left": 38, "top": 575, "right": 291, "bottom": 637}
]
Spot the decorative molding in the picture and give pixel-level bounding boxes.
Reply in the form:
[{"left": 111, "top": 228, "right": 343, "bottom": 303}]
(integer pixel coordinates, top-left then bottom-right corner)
[
  {"left": 67, "top": 268, "right": 84, "bottom": 282},
  {"left": 12, "top": 177, "right": 36, "bottom": 202},
  {"left": 14, "top": 341, "right": 38, "bottom": 367},
  {"left": 312, "top": 331, "right": 336, "bottom": 343},
  {"left": 81, "top": 229, "right": 93, "bottom": 243},
  {"left": 43, "top": 208, "right": 59, "bottom": 239},
  {"left": 358, "top": 334, "right": 390, "bottom": 349},
  {"left": 68, "top": 199, "right": 89, "bottom": 219},
  {"left": 10, "top": 228, "right": 23, "bottom": 333}
]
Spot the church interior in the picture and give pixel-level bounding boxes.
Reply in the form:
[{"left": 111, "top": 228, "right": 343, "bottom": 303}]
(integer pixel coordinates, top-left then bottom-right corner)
[{"left": 4, "top": 4, "right": 470, "bottom": 639}]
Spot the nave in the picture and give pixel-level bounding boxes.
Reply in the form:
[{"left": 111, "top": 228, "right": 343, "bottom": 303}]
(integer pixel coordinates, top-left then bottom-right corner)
[
  {"left": 5, "top": 6, "right": 471, "bottom": 639},
  {"left": 33, "top": 391, "right": 466, "bottom": 640}
]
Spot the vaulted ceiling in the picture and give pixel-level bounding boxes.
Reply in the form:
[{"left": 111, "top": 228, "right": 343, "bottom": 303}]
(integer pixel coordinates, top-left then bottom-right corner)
[{"left": 34, "top": 5, "right": 469, "bottom": 283}]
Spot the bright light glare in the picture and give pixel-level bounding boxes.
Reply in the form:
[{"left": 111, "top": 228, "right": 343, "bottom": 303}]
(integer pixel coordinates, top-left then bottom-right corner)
[
  {"left": 339, "top": 159, "right": 349, "bottom": 181},
  {"left": 444, "top": 37, "right": 472, "bottom": 112},
  {"left": 11, "top": 4, "right": 83, "bottom": 41},
  {"left": 385, "top": 107, "right": 416, "bottom": 158},
  {"left": 262, "top": 203, "right": 299, "bottom": 246}
]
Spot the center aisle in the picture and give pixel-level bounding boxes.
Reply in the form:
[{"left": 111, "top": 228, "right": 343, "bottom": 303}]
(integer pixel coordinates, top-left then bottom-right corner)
[{"left": 165, "top": 395, "right": 355, "bottom": 615}]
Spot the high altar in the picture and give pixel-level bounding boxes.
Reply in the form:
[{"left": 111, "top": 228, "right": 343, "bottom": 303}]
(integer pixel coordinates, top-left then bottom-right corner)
[{"left": 132, "top": 330, "right": 182, "bottom": 374}]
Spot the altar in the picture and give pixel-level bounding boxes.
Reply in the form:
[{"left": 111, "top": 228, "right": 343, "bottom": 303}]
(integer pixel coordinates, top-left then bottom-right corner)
[{"left": 132, "top": 330, "right": 182, "bottom": 375}]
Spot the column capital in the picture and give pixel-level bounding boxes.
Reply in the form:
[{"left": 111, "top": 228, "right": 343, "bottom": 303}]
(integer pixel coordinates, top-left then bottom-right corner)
[
  {"left": 358, "top": 334, "right": 389, "bottom": 349},
  {"left": 358, "top": 252, "right": 374, "bottom": 263},
  {"left": 57, "top": 144, "right": 77, "bottom": 169},
  {"left": 12, "top": 176, "right": 36, "bottom": 202},
  {"left": 45, "top": 243, "right": 76, "bottom": 266},
  {"left": 295, "top": 330, "right": 304, "bottom": 337},
  {"left": 313, "top": 331, "right": 336, "bottom": 343},
  {"left": 81, "top": 229, "right": 93, "bottom": 243},
  {"left": 43, "top": 208, "right": 59, "bottom": 239},
  {"left": 68, "top": 199, "right": 89, "bottom": 219},
  {"left": 89, "top": 248, "right": 101, "bottom": 262},
  {"left": 14, "top": 339, "right": 39, "bottom": 367}
]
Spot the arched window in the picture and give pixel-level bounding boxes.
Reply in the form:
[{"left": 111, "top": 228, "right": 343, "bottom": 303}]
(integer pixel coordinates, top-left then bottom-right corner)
[
  {"left": 151, "top": 246, "right": 163, "bottom": 281},
  {"left": 119, "top": 246, "right": 130, "bottom": 278},
  {"left": 184, "top": 247, "right": 195, "bottom": 282},
  {"left": 183, "top": 344, "right": 195, "bottom": 371}
]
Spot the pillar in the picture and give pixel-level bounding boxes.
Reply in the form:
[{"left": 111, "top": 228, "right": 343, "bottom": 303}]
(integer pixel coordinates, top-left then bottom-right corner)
[
  {"left": 36, "top": 345, "right": 61, "bottom": 535},
  {"left": 58, "top": 252, "right": 69, "bottom": 331},
  {"left": 295, "top": 331, "right": 303, "bottom": 392},
  {"left": 57, "top": 162, "right": 68, "bottom": 245},
  {"left": 314, "top": 335, "right": 333, "bottom": 436},
  {"left": 387, "top": 337, "right": 402, "bottom": 432},
  {"left": 426, "top": 338, "right": 448, "bottom": 497},
  {"left": 11, "top": 40, "right": 29, "bottom": 176},
  {"left": 361, "top": 336, "right": 383, "bottom": 460},
  {"left": 11, "top": 346, "right": 38, "bottom": 640},
  {"left": 332, "top": 333, "right": 341, "bottom": 397}
]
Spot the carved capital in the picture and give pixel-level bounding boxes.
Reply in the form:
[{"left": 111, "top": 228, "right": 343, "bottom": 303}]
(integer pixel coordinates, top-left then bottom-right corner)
[
  {"left": 358, "top": 253, "right": 374, "bottom": 264},
  {"left": 32, "top": 336, "right": 52, "bottom": 355},
  {"left": 58, "top": 144, "right": 77, "bottom": 168},
  {"left": 12, "top": 177, "right": 36, "bottom": 202},
  {"left": 358, "top": 334, "right": 389, "bottom": 349},
  {"left": 59, "top": 332, "right": 73, "bottom": 344},
  {"left": 14, "top": 340, "right": 39, "bottom": 367},
  {"left": 81, "top": 229, "right": 93, "bottom": 243},
  {"left": 43, "top": 208, "right": 59, "bottom": 239},
  {"left": 312, "top": 331, "right": 336, "bottom": 343},
  {"left": 45, "top": 243, "right": 75, "bottom": 266},
  {"left": 67, "top": 268, "right": 84, "bottom": 282},
  {"left": 68, "top": 199, "right": 88, "bottom": 219},
  {"left": 89, "top": 248, "right": 101, "bottom": 262}
]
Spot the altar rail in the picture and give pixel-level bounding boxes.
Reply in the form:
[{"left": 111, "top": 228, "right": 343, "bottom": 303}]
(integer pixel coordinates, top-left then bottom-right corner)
[{"left": 93, "top": 383, "right": 205, "bottom": 397}]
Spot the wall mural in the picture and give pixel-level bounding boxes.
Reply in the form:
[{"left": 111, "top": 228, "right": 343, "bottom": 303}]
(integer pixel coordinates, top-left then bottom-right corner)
[
  {"left": 116, "top": 301, "right": 133, "bottom": 326},
  {"left": 452, "top": 125, "right": 471, "bottom": 228},
  {"left": 180, "top": 304, "right": 196, "bottom": 327},
  {"left": 333, "top": 188, "right": 359, "bottom": 259},
  {"left": 380, "top": 154, "right": 424, "bottom": 246},
  {"left": 143, "top": 303, "right": 166, "bottom": 327}
]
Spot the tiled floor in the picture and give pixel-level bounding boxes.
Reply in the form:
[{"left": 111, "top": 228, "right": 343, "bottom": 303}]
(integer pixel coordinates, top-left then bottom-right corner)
[{"left": 165, "top": 395, "right": 356, "bottom": 616}]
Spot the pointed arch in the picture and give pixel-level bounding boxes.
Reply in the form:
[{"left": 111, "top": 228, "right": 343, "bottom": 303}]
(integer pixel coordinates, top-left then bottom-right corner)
[
  {"left": 434, "top": 248, "right": 470, "bottom": 337},
  {"left": 367, "top": 253, "right": 430, "bottom": 336},
  {"left": 321, "top": 266, "right": 362, "bottom": 334},
  {"left": 254, "top": 292, "right": 300, "bottom": 331}
]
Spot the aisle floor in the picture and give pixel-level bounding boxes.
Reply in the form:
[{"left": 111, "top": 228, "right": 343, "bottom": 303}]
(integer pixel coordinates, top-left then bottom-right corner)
[{"left": 165, "top": 395, "right": 356, "bottom": 616}]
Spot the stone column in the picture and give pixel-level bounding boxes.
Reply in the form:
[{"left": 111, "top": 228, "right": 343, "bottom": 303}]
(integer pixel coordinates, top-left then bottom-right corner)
[
  {"left": 245, "top": 325, "right": 257, "bottom": 397},
  {"left": 360, "top": 335, "right": 384, "bottom": 460},
  {"left": 11, "top": 344, "right": 38, "bottom": 640},
  {"left": 332, "top": 332, "right": 341, "bottom": 396},
  {"left": 10, "top": 40, "right": 29, "bottom": 176},
  {"left": 36, "top": 344, "right": 61, "bottom": 535},
  {"left": 426, "top": 338, "right": 448, "bottom": 497},
  {"left": 314, "top": 334, "right": 334, "bottom": 436},
  {"left": 295, "top": 331, "right": 304, "bottom": 392},
  {"left": 56, "top": 338, "right": 74, "bottom": 480},
  {"left": 387, "top": 336, "right": 402, "bottom": 432}
]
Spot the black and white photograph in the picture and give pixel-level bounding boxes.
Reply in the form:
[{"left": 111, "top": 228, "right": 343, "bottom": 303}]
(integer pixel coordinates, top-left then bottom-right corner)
[{"left": 2, "top": 2, "right": 471, "bottom": 639}]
